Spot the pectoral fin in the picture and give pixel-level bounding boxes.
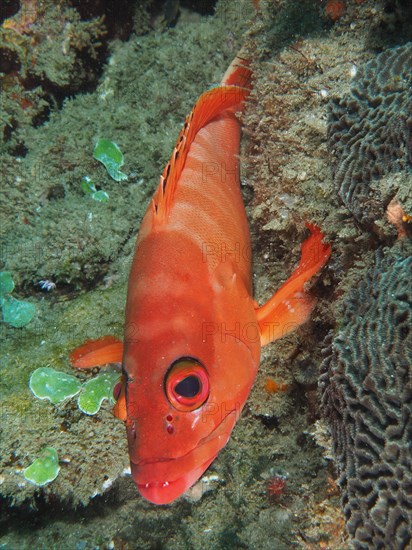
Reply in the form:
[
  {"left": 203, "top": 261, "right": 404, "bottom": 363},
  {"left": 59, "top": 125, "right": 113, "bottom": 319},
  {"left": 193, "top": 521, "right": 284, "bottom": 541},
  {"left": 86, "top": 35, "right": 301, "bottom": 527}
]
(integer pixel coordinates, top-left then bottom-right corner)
[
  {"left": 70, "top": 335, "right": 123, "bottom": 368},
  {"left": 113, "top": 375, "right": 127, "bottom": 421},
  {"left": 256, "top": 224, "right": 331, "bottom": 346},
  {"left": 257, "top": 291, "right": 316, "bottom": 345}
]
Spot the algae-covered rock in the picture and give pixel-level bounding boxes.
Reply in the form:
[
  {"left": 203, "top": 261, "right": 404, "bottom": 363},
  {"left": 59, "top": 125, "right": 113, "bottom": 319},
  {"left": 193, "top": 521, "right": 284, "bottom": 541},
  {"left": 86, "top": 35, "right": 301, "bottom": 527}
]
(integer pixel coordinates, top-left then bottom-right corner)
[
  {"left": 1, "top": 2, "right": 106, "bottom": 88},
  {"left": 1, "top": 0, "right": 247, "bottom": 291}
]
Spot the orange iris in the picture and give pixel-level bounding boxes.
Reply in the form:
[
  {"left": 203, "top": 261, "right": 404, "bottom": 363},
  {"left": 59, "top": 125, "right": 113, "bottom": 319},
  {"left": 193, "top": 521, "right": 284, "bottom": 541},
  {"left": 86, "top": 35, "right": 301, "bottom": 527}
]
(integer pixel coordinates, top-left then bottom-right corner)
[{"left": 165, "top": 358, "right": 209, "bottom": 412}]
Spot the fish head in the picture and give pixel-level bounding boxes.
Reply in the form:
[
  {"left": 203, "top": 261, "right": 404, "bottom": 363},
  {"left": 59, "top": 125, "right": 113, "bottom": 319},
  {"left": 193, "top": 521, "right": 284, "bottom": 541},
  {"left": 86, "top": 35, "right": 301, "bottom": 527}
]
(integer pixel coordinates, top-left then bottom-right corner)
[{"left": 123, "top": 328, "right": 258, "bottom": 505}]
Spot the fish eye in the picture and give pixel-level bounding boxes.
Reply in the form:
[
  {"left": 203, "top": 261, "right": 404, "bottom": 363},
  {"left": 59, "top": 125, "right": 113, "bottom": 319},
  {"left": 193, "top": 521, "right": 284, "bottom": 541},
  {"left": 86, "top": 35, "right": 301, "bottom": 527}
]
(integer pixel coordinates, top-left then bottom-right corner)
[{"left": 165, "top": 357, "right": 209, "bottom": 411}]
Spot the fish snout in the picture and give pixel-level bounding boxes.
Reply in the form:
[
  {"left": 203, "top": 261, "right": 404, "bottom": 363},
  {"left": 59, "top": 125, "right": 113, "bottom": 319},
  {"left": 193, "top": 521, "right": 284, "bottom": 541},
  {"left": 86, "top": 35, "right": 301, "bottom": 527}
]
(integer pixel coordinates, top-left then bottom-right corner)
[{"left": 130, "top": 456, "right": 216, "bottom": 505}]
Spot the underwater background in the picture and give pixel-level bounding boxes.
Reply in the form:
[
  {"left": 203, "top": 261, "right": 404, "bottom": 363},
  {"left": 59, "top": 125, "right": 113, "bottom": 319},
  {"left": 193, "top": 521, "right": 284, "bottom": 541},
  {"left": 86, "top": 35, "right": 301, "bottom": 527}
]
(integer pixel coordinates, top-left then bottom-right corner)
[{"left": 0, "top": 0, "right": 411, "bottom": 548}]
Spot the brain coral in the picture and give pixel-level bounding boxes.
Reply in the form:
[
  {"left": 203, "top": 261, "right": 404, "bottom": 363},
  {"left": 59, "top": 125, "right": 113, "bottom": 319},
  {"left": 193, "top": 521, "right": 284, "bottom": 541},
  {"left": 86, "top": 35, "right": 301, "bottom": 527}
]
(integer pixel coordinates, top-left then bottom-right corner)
[
  {"left": 327, "top": 43, "right": 412, "bottom": 231},
  {"left": 319, "top": 253, "right": 412, "bottom": 549}
]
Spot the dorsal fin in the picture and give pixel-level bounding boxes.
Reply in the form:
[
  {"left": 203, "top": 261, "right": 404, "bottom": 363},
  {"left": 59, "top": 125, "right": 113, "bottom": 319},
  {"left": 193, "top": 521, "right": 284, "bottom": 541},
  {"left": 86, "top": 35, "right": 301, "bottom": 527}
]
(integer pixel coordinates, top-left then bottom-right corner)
[{"left": 151, "top": 83, "right": 250, "bottom": 224}]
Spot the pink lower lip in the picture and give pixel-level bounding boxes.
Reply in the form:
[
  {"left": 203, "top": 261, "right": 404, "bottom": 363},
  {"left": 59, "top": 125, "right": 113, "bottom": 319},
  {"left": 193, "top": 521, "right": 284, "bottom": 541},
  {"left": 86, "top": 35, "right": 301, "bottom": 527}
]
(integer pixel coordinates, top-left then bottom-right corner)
[{"left": 133, "top": 457, "right": 217, "bottom": 505}]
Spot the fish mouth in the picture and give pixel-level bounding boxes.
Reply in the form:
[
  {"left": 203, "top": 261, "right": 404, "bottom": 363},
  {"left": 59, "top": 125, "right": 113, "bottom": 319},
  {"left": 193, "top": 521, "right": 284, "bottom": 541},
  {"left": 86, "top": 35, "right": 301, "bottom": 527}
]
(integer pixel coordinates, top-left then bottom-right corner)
[
  {"left": 131, "top": 409, "right": 238, "bottom": 505},
  {"left": 135, "top": 458, "right": 216, "bottom": 505}
]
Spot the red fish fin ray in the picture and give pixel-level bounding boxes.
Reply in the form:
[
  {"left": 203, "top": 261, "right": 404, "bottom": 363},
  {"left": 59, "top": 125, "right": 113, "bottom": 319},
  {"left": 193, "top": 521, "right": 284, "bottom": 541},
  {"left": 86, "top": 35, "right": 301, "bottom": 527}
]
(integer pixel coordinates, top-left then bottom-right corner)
[
  {"left": 258, "top": 292, "right": 316, "bottom": 346},
  {"left": 256, "top": 224, "right": 331, "bottom": 345},
  {"left": 152, "top": 84, "right": 250, "bottom": 223},
  {"left": 70, "top": 335, "right": 123, "bottom": 369}
]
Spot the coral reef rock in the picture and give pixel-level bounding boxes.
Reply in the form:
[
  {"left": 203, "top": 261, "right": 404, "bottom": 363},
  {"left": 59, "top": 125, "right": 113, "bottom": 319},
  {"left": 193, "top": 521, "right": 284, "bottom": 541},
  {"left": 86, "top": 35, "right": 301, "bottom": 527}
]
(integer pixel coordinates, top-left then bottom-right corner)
[
  {"left": 327, "top": 43, "right": 412, "bottom": 232},
  {"left": 319, "top": 253, "right": 412, "bottom": 549}
]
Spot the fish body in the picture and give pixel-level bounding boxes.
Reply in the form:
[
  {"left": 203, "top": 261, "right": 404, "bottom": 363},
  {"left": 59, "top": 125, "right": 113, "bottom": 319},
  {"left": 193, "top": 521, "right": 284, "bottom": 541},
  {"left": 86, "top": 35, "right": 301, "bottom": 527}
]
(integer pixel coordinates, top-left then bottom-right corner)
[
  {"left": 124, "top": 70, "right": 260, "bottom": 505},
  {"left": 71, "top": 56, "right": 331, "bottom": 505}
]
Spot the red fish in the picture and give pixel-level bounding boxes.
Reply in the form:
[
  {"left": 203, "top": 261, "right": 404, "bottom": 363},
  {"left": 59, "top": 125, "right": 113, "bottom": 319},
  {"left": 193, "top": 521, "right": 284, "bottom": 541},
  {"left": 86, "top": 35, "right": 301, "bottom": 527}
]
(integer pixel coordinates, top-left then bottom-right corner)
[{"left": 71, "top": 55, "right": 331, "bottom": 505}]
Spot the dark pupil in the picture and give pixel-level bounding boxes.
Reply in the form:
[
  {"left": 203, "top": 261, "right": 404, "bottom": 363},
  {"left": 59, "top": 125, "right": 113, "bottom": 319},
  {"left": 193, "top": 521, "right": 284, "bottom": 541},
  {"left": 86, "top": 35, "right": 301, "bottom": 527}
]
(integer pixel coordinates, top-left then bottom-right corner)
[{"left": 175, "top": 375, "right": 200, "bottom": 398}]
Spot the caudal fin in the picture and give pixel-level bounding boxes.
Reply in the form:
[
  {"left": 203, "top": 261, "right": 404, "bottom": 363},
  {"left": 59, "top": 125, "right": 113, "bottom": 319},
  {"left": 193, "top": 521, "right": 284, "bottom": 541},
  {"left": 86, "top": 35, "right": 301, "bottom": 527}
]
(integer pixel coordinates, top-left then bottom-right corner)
[{"left": 256, "top": 224, "right": 331, "bottom": 346}]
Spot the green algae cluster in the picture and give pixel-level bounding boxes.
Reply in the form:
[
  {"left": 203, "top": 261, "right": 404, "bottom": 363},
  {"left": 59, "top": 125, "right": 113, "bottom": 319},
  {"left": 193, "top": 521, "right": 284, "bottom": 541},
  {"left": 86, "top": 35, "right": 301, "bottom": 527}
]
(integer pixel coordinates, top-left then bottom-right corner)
[
  {"left": 81, "top": 176, "right": 110, "bottom": 203},
  {"left": 29, "top": 367, "right": 120, "bottom": 415},
  {"left": 80, "top": 140, "right": 128, "bottom": 202},
  {"left": 0, "top": 271, "right": 36, "bottom": 328},
  {"left": 24, "top": 447, "right": 60, "bottom": 486},
  {"left": 77, "top": 372, "right": 120, "bottom": 415},
  {"left": 29, "top": 367, "right": 82, "bottom": 404},
  {"left": 93, "top": 139, "right": 128, "bottom": 182}
]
